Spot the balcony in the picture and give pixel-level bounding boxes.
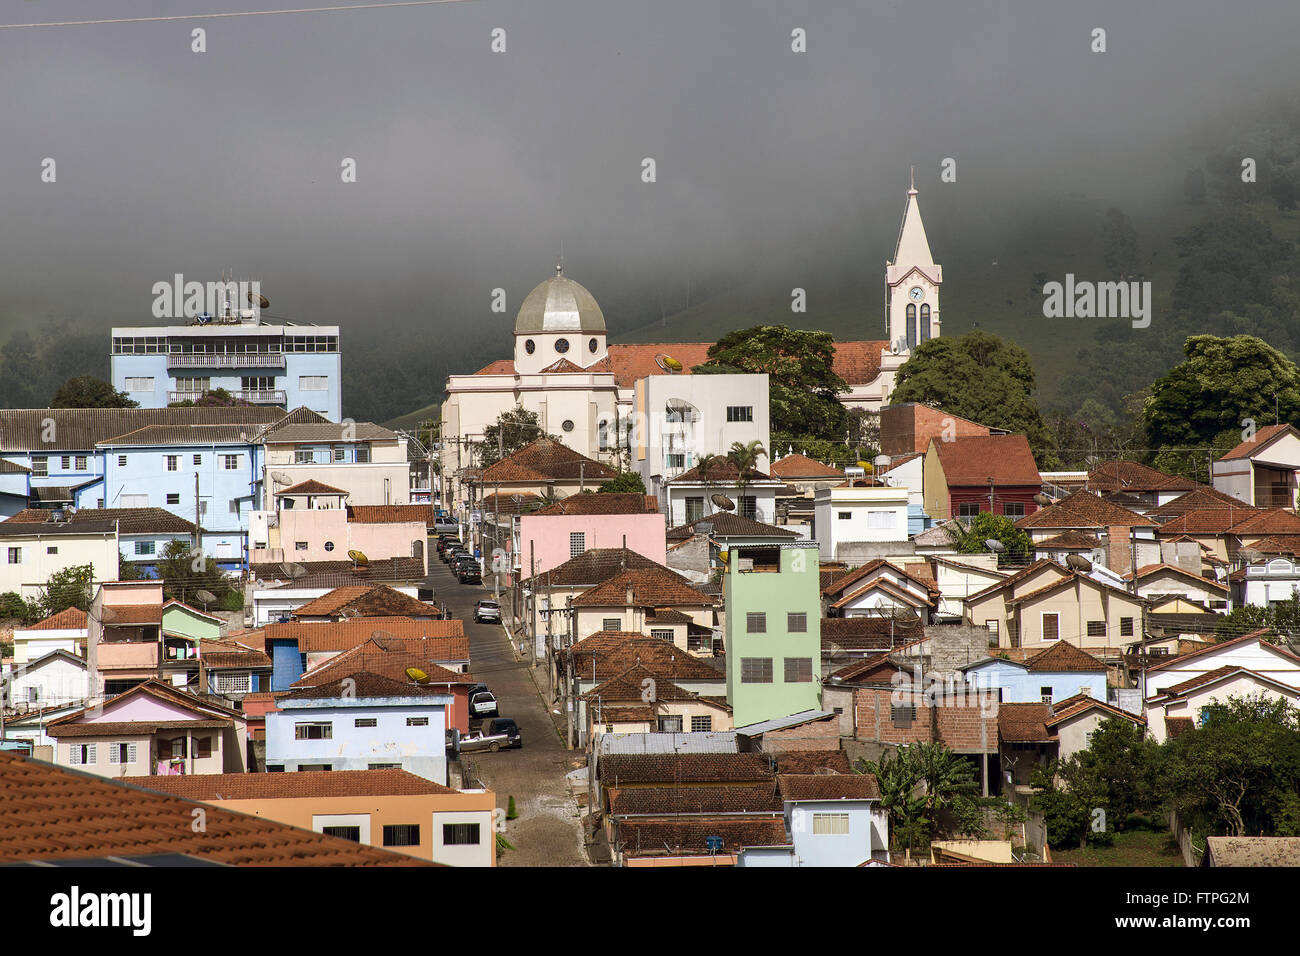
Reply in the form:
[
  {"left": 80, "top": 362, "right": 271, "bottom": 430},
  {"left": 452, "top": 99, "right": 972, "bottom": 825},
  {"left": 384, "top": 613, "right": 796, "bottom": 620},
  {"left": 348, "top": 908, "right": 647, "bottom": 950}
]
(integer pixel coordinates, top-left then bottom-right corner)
[
  {"left": 97, "top": 641, "right": 159, "bottom": 671},
  {"left": 167, "top": 353, "right": 286, "bottom": 370},
  {"left": 169, "top": 389, "right": 286, "bottom": 405}
]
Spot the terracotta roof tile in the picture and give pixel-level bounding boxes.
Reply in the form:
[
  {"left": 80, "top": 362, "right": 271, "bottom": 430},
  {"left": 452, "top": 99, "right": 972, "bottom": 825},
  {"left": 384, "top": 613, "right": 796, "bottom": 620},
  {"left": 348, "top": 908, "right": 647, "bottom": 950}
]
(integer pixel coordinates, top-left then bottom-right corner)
[
  {"left": 770, "top": 453, "right": 845, "bottom": 479},
  {"left": 666, "top": 512, "right": 797, "bottom": 540},
  {"left": 1016, "top": 490, "right": 1156, "bottom": 530},
  {"left": 777, "top": 773, "right": 880, "bottom": 801},
  {"left": 0, "top": 752, "right": 426, "bottom": 866},
  {"left": 772, "top": 750, "right": 852, "bottom": 774},
  {"left": 933, "top": 434, "right": 1040, "bottom": 486},
  {"left": 346, "top": 504, "right": 437, "bottom": 527},
  {"left": 1025, "top": 641, "right": 1107, "bottom": 672},
  {"left": 820, "top": 617, "right": 924, "bottom": 651},
  {"left": 294, "top": 638, "right": 474, "bottom": 688},
  {"left": 521, "top": 547, "right": 662, "bottom": 587},
  {"left": 122, "top": 768, "right": 455, "bottom": 800},
  {"left": 276, "top": 478, "right": 349, "bottom": 496},
  {"left": 998, "top": 703, "right": 1053, "bottom": 742},
  {"left": 1218, "top": 424, "right": 1297, "bottom": 461},
  {"left": 1086, "top": 460, "right": 1199, "bottom": 493},
  {"left": 608, "top": 785, "right": 782, "bottom": 815},
  {"left": 1033, "top": 531, "right": 1102, "bottom": 550},
  {"left": 292, "top": 585, "right": 441, "bottom": 620},
  {"left": 666, "top": 458, "right": 773, "bottom": 484},
  {"left": 1146, "top": 487, "right": 1252, "bottom": 520},
  {"left": 279, "top": 671, "right": 455, "bottom": 702},
  {"left": 570, "top": 566, "right": 715, "bottom": 608},
  {"left": 21, "top": 606, "right": 88, "bottom": 631},
  {"left": 532, "top": 492, "right": 656, "bottom": 516},
  {"left": 101, "top": 604, "right": 162, "bottom": 625},
  {"left": 264, "top": 618, "right": 467, "bottom": 656},
  {"left": 615, "top": 817, "right": 788, "bottom": 855},
  {"left": 599, "top": 753, "right": 774, "bottom": 785},
  {"left": 478, "top": 437, "right": 617, "bottom": 484}
]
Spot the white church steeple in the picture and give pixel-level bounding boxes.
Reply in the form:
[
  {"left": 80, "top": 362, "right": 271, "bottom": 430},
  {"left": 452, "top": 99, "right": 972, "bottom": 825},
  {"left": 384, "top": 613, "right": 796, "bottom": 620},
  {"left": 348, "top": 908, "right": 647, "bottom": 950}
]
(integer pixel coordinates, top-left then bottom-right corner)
[{"left": 885, "top": 171, "right": 942, "bottom": 353}]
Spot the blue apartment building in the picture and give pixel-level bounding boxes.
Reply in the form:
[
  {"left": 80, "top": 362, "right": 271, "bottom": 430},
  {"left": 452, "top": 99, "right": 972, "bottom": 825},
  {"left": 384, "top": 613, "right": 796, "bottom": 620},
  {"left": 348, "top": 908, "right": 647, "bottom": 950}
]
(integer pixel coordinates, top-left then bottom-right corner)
[{"left": 111, "top": 320, "right": 341, "bottom": 422}]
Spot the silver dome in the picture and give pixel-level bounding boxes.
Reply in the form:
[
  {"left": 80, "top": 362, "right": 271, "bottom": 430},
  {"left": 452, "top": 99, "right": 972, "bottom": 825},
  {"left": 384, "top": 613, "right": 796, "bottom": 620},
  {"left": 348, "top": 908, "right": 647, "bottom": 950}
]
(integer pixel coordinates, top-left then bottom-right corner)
[{"left": 515, "top": 267, "right": 606, "bottom": 334}]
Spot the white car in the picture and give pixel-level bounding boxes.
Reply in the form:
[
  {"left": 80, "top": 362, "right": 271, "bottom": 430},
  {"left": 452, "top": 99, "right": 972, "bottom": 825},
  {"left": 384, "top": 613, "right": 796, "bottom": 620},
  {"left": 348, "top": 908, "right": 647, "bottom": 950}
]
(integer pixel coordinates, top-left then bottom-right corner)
[{"left": 470, "top": 691, "right": 499, "bottom": 717}]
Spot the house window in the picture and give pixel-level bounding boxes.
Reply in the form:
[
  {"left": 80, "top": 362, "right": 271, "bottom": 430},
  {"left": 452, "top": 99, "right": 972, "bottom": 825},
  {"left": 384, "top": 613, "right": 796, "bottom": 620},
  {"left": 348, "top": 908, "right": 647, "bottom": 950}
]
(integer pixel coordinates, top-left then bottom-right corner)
[
  {"left": 355, "top": 445, "right": 371, "bottom": 463},
  {"left": 165, "top": 455, "right": 179, "bottom": 471},
  {"left": 891, "top": 703, "right": 917, "bottom": 726},
  {"left": 215, "top": 672, "right": 250, "bottom": 695},
  {"left": 294, "top": 722, "right": 333, "bottom": 740},
  {"left": 222, "top": 454, "right": 240, "bottom": 470},
  {"left": 383, "top": 825, "right": 420, "bottom": 847},
  {"left": 368, "top": 763, "right": 400, "bottom": 769},
  {"left": 46, "top": 546, "right": 58, "bottom": 555},
  {"left": 193, "top": 454, "right": 202, "bottom": 466},
  {"left": 230, "top": 500, "right": 241, "bottom": 515},
  {"left": 1042, "top": 613, "right": 1059, "bottom": 641},
  {"left": 569, "top": 532, "right": 585, "bottom": 558},
  {"left": 1120, "top": 617, "right": 1134, "bottom": 637},
  {"left": 27, "top": 687, "right": 39, "bottom": 704},
  {"left": 69, "top": 743, "right": 96, "bottom": 765},
  {"left": 687, "top": 632, "right": 714, "bottom": 653},
  {"left": 813, "top": 813, "right": 850, "bottom": 835},
  {"left": 602, "top": 618, "right": 622, "bottom": 631},
  {"left": 650, "top": 628, "right": 674, "bottom": 642},
  {"left": 122, "top": 494, "right": 148, "bottom": 507},
  {"left": 666, "top": 454, "right": 685, "bottom": 469},
  {"left": 32, "top": 457, "right": 47, "bottom": 477},
  {"left": 118, "top": 455, "right": 128, "bottom": 467},
  {"left": 107, "top": 743, "right": 137, "bottom": 765},
  {"left": 985, "top": 620, "right": 999, "bottom": 639},
  {"left": 61, "top": 456, "right": 71, "bottom": 470},
  {"left": 726, "top": 406, "right": 753, "bottom": 423},
  {"left": 1007, "top": 619, "right": 1019, "bottom": 647},
  {"left": 299, "top": 375, "right": 328, "bottom": 391},
  {"left": 1040, "top": 686, "right": 1053, "bottom": 704},
  {"left": 134, "top": 540, "right": 156, "bottom": 556},
  {"left": 295, "top": 448, "right": 314, "bottom": 464},
  {"left": 746, "top": 612, "right": 766, "bottom": 634},
  {"left": 739, "top": 496, "right": 756, "bottom": 520},
  {"left": 657, "top": 716, "right": 684, "bottom": 733},
  {"left": 166, "top": 493, "right": 180, "bottom": 505},
  {"left": 1086, "top": 620, "right": 1105, "bottom": 638},
  {"left": 838, "top": 511, "right": 852, "bottom": 520},
  {"left": 332, "top": 447, "right": 346, "bottom": 462},
  {"left": 685, "top": 497, "right": 704, "bottom": 523},
  {"left": 321, "top": 826, "right": 361, "bottom": 842},
  {"left": 125, "top": 377, "right": 154, "bottom": 392},
  {"left": 690, "top": 715, "right": 712, "bottom": 732},
  {"left": 406, "top": 717, "right": 429, "bottom": 727},
  {"left": 74, "top": 455, "right": 87, "bottom": 471},
  {"left": 295, "top": 541, "right": 309, "bottom": 551},
  {"left": 7, "top": 547, "right": 20, "bottom": 564},
  {"left": 787, "top": 612, "right": 807, "bottom": 633},
  {"left": 1003, "top": 502, "right": 1026, "bottom": 519},
  {"left": 196, "top": 736, "right": 213, "bottom": 758},
  {"left": 784, "top": 658, "right": 813, "bottom": 683},
  {"left": 867, "top": 510, "right": 897, "bottom": 529},
  {"left": 958, "top": 502, "right": 982, "bottom": 519},
  {"left": 355, "top": 718, "right": 377, "bottom": 728},
  {"left": 740, "top": 658, "right": 773, "bottom": 683},
  {"left": 443, "top": 824, "right": 480, "bottom": 846}
]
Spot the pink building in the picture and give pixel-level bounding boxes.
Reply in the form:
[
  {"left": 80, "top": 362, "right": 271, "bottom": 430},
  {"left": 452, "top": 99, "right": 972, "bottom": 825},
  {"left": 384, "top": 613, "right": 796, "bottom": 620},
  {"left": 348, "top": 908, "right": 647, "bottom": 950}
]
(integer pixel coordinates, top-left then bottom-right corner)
[
  {"left": 249, "top": 507, "right": 428, "bottom": 568},
  {"left": 517, "top": 496, "right": 666, "bottom": 579}
]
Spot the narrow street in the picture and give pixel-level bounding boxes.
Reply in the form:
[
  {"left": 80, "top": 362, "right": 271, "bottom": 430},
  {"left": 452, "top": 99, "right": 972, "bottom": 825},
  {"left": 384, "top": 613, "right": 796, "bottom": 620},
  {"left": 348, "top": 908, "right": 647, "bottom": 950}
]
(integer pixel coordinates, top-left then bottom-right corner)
[{"left": 430, "top": 553, "right": 590, "bottom": 867}]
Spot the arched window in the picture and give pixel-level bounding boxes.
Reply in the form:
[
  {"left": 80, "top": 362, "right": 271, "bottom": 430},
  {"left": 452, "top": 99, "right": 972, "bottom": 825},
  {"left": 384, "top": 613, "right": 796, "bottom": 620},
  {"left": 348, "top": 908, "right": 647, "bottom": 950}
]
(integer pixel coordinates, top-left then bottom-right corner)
[
  {"left": 920, "top": 303, "right": 931, "bottom": 341},
  {"left": 906, "top": 304, "right": 917, "bottom": 349}
]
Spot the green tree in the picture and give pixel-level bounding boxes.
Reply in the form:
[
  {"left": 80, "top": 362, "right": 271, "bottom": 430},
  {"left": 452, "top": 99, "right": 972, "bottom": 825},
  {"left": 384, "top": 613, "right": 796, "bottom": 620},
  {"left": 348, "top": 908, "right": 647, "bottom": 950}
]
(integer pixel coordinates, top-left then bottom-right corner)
[
  {"left": 36, "top": 564, "right": 94, "bottom": 619},
  {"left": 479, "top": 407, "right": 550, "bottom": 468},
  {"left": 727, "top": 439, "right": 767, "bottom": 502},
  {"left": 858, "top": 749, "right": 928, "bottom": 853},
  {"left": 1063, "top": 717, "right": 1159, "bottom": 826},
  {"left": 597, "top": 472, "right": 646, "bottom": 494},
  {"left": 1100, "top": 207, "right": 1140, "bottom": 279},
  {"left": 168, "top": 387, "right": 253, "bottom": 408},
  {"left": 889, "top": 330, "right": 1053, "bottom": 463},
  {"left": 1143, "top": 335, "right": 1300, "bottom": 480},
  {"left": 0, "top": 591, "right": 35, "bottom": 623},
  {"left": 693, "top": 326, "right": 848, "bottom": 439},
  {"left": 155, "top": 539, "right": 234, "bottom": 604},
  {"left": 49, "top": 375, "right": 138, "bottom": 409},
  {"left": 953, "top": 512, "right": 1032, "bottom": 561}
]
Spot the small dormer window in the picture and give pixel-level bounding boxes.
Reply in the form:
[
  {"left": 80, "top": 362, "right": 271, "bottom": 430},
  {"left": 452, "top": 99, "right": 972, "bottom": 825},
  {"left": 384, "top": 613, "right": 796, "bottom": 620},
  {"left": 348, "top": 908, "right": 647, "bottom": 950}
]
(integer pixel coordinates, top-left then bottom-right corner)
[{"left": 555, "top": 338, "right": 570, "bottom": 354}]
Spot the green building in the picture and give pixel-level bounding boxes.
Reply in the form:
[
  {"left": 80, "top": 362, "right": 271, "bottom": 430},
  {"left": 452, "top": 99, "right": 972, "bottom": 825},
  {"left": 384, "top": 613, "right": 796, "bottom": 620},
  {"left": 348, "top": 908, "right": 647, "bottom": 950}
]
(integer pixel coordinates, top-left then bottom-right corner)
[{"left": 724, "top": 542, "right": 822, "bottom": 727}]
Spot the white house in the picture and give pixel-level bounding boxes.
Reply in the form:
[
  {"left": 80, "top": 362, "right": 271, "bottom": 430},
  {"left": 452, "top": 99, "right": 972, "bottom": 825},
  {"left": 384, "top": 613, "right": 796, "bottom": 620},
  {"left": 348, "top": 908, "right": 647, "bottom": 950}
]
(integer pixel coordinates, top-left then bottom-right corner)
[
  {"left": 1235, "top": 556, "right": 1300, "bottom": 610},
  {"left": 3, "top": 650, "right": 90, "bottom": 712},
  {"left": 1211, "top": 424, "right": 1300, "bottom": 509},
  {"left": 1146, "top": 666, "right": 1300, "bottom": 743},
  {"left": 9, "top": 607, "right": 88, "bottom": 666},
  {"left": 0, "top": 518, "right": 120, "bottom": 601},
  {"left": 814, "top": 480, "right": 909, "bottom": 561},
  {"left": 929, "top": 555, "right": 1008, "bottom": 622},
  {"left": 633, "top": 372, "right": 771, "bottom": 505},
  {"left": 1143, "top": 629, "right": 1300, "bottom": 698},
  {"left": 662, "top": 458, "right": 783, "bottom": 527}
]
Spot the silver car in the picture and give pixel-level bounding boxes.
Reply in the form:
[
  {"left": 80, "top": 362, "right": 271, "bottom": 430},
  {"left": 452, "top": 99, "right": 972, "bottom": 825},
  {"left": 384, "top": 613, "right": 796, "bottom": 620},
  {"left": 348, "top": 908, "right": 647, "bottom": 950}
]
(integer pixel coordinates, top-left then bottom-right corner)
[{"left": 475, "top": 599, "right": 501, "bottom": 624}]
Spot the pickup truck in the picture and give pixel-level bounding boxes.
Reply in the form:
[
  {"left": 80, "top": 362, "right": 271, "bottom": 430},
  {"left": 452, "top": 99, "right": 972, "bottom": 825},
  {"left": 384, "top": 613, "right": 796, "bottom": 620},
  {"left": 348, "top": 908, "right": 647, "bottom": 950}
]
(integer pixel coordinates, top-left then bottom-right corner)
[{"left": 453, "top": 718, "right": 522, "bottom": 753}]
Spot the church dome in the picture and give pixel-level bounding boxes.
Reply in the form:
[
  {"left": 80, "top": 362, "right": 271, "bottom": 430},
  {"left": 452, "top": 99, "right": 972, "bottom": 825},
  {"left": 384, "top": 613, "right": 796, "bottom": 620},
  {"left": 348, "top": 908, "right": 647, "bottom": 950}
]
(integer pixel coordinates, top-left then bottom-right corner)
[{"left": 515, "top": 266, "right": 606, "bottom": 334}]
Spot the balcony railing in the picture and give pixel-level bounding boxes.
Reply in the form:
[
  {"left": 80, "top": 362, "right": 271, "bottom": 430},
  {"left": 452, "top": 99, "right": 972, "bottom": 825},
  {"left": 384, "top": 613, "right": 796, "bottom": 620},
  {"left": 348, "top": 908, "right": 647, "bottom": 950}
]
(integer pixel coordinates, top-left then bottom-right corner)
[{"left": 167, "top": 353, "right": 286, "bottom": 369}]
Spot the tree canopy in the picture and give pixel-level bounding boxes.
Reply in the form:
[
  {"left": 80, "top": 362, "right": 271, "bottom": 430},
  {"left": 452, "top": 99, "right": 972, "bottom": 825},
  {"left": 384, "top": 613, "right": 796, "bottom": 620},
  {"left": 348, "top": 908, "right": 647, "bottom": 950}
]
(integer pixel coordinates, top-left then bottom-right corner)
[
  {"left": 479, "top": 407, "right": 554, "bottom": 468},
  {"left": 953, "top": 512, "right": 1032, "bottom": 561},
  {"left": 889, "top": 330, "right": 1053, "bottom": 463},
  {"left": 36, "top": 564, "right": 94, "bottom": 620},
  {"left": 50, "top": 375, "right": 138, "bottom": 409},
  {"left": 597, "top": 472, "right": 646, "bottom": 494}
]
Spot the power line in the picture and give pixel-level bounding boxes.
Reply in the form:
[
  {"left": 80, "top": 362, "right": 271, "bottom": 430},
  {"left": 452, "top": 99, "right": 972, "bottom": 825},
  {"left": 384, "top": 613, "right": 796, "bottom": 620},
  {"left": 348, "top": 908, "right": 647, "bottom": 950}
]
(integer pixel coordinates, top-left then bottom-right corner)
[{"left": 0, "top": 0, "right": 476, "bottom": 30}]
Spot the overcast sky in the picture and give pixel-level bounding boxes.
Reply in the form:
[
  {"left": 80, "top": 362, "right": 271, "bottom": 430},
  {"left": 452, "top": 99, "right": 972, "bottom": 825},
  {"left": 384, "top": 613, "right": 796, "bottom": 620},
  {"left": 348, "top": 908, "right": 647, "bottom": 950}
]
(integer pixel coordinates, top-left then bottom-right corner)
[{"left": 2, "top": 0, "right": 1298, "bottom": 344}]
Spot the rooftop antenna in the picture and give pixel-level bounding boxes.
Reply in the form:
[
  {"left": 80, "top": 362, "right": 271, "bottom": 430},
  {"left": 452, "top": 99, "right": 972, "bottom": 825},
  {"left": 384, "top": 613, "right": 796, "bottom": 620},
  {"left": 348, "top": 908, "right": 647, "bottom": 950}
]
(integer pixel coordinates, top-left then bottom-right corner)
[
  {"left": 557, "top": 241, "right": 564, "bottom": 277},
  {"left": 909, "top": 165, "right": 916, "bottom": 194}
]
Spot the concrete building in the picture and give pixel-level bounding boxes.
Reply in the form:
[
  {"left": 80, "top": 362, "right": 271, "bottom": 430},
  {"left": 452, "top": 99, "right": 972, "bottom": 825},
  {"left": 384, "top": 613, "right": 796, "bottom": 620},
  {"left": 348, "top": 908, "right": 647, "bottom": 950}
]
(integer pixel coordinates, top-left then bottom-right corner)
[
  {"left": 121, "top": 769, "right": 497, "bottom": 866},
  {"left": 266, "top": 672, "right": 452, "bottom": 784},
  {"left": 631, "top": 372, "right": 771, "bottom": 504},
  {"left": 7, "top": 607, "right": 87, "bottom": 667},
  {"left": 516, "top": 493, "right": 665, "bottom": 581},
  {"left": 260, "top": 421, "right": 410, "bottom": 507},
  {"left": 2, "top": 649, "right": 89, "bottom": 712},
  {"left": 0, "top": 517, "right": 119, "bottom": 601},
  {"left": 111, "top": 308, "right": 341, "bottom": 421},
  {"left": 922, "top": 434, "right": 1043, "bottom": 523},
  {"left": 1212, "top": 424, "right": 1300, "bottom": 509},
  {"left": 813, "top": 479, "right": 910, "bottom": 561},
  {"left": 724, "top": 542, "right": 822, "bottom": 728},
  {"left": 959, "top": 641, "right": 1108, "bottom": 705}
]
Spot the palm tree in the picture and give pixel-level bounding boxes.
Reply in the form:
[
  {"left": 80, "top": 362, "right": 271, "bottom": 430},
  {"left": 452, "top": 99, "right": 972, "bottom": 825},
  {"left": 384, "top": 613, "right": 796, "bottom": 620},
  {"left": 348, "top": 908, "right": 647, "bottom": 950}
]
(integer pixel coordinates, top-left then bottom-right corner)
[
  {"left": 692, "top": 453, "right": 721, "bottom": 520},
  {"left": 727, "top": 440, "right": 766, "bottom": 519}
]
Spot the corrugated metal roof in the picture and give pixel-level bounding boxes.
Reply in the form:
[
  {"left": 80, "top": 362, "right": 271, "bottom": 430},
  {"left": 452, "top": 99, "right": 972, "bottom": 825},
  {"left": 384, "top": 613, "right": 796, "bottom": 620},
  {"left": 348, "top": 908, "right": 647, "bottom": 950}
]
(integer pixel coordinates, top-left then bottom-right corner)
[
  {"left": 731, "top": 710, "right": 835, "bottom": 737},
  {"left": 595, "top": 732, "right": 738, "bottom": 755}
]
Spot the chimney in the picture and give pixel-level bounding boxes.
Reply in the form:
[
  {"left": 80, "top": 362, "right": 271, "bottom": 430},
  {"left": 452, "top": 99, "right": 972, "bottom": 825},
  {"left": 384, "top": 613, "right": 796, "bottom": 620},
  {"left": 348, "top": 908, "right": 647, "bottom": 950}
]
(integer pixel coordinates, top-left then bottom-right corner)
[
  {"left": 1107, "top": 526, "right": 1133, "bottom": 576},
  {"left": 626, "top": 584, "right": 635, "bottom": 608}
]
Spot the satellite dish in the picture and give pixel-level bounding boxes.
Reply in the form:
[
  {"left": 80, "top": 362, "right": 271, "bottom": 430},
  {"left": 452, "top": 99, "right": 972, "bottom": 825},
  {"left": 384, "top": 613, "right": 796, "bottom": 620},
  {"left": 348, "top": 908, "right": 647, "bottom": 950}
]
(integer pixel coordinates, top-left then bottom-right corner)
[
  {"left": 873, "top": 455, "right": 891, "bottom": 470},
  {"left": 711, "top": 494, "right": 735, "bottom": 511},
  {"left": 405, "top": 667, "right": 430, "bottom": 684},
  {"left": 348, "top": 549, "right": 370, "bottom": 565},
  {"left": 271, "top": 472, "right": 293, "bottom": 485},
  {"left": 1033, "top": 493, "right": 1052, "bottom": 506},
  {"left": 984, "top": 539, "right": 1006, "bottom": 553},
  {"left": 278, "top": 562, "right": 307, "bottom": 580},
  {"left": 1237, "top": 547, "right": 1264, "bottom": 565},
  {"left": 196, "top": 312, "right": 212, "bottom": 325},
  {"left": 1066, "top": 554, "right": 1093, "bottom": 572},
  {"left": 654, "top": 353, "right": 684, "bottom": 374},
  {"left": 195, "top": 589, "right": 218, "bottom": 606},
  {"left": 248, "top": 290, "right": 270, "bottom": 309},
  {"left": 339, "top": 607, "right": 361, "bottom": 619}
]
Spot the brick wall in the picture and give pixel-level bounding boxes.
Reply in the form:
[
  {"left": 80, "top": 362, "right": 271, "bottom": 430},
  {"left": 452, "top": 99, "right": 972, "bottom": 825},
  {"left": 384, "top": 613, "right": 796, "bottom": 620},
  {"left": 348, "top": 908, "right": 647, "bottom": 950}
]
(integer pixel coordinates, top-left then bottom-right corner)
[
  {"left": 854, "top": 685, "right": 997, "bottom": 751},
  {"left": 926, "top": 624, "right": 994, "bottom": 676},
  {"left": 880, "top": 404, "right": 991, "bottom": 458},
  {"left": 757, "top": 717, "right": 840, "bottom": 753}
]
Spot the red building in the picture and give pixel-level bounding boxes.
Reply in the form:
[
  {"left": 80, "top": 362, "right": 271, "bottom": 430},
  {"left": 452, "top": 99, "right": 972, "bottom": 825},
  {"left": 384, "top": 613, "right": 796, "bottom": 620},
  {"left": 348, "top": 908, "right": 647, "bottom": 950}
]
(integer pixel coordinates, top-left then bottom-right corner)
[{"left": 923, "top": 434, "right": 1042, "bottom": 521}]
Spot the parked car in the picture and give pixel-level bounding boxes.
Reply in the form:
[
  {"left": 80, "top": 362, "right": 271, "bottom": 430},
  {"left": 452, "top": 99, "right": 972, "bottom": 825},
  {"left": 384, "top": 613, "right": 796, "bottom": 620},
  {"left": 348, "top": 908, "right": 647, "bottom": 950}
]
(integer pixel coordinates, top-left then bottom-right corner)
[
  {"left": 436, "top": 535, "right": 457, "bottom": 557},
  {"left": 456, "top": 718, "right": 522, "bottom": 753},
  {"left": 466, "top": 682, "right": 490, "bottom": 700},
  {"left": 470, "top": 690, "right": 499, "bottom": 718},
  {"left": 475, "top": 599, "right": 501, "bottom": 624},
  {"left": 457, "top": 561, "right": 483, "bottom": 585}
]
